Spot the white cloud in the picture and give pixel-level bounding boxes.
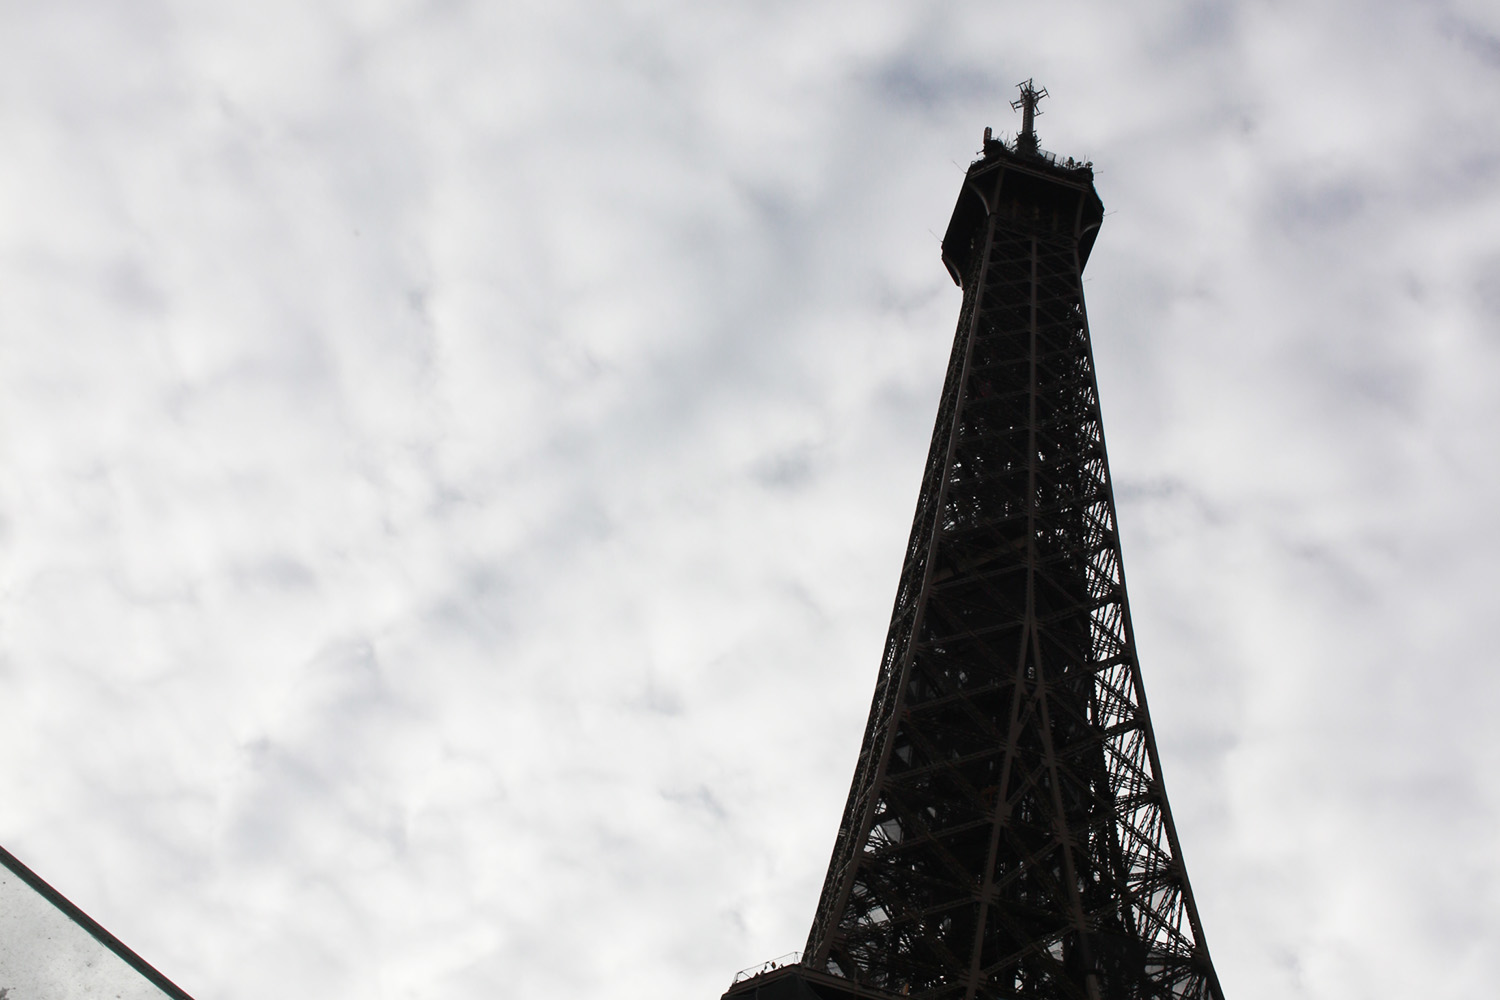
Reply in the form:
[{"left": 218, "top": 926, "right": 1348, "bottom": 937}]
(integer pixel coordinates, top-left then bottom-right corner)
[{"left": 1, "top": 2, "right": 1498, "bottom": 998}]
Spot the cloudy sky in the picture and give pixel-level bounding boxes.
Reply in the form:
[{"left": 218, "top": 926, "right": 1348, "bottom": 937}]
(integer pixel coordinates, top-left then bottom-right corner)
[{"left": 2, "top": 1, "right": 1498, "bottom": 998}]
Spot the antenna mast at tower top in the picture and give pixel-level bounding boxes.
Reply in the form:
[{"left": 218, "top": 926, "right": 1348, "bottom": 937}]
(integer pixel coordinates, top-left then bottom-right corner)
[{"left": 1011, "top": 77, "right": 1048, "bottom": 155}]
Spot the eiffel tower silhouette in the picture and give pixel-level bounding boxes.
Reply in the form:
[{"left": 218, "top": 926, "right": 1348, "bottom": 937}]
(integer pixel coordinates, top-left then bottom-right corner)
[{"left": 723, "top": 83, "right": 1225, "bottom": 1000}]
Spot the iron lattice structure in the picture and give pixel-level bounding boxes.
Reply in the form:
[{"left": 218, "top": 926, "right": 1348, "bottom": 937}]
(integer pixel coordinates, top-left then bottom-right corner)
[{"left": 792, "top": 90, "right": 1224, "bottom": 1000}]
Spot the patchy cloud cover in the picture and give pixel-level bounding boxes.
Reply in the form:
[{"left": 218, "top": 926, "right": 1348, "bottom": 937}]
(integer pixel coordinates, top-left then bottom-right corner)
[{"left": 2, "top": 1, "right": 1498, "bottom": 998}]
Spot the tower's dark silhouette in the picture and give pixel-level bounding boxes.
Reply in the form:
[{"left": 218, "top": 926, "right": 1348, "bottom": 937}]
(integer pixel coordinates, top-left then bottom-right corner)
[{"left": 723, "top": 83, "right": 1225, "bottom": 1000}]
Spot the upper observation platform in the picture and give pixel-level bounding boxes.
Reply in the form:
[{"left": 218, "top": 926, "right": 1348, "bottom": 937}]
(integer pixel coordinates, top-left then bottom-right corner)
[{"left": 940, "top": 81, "right": 1106, "bottom": 286}]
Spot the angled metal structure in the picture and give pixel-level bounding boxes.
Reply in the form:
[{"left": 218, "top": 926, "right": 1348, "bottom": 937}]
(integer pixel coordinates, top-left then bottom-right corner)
[
  {"left": 725, "top": 85, "right": 1224, "bottom": 1000},
  {"left": 0, "top": 844, "right": 197, "bottom": 1000}
]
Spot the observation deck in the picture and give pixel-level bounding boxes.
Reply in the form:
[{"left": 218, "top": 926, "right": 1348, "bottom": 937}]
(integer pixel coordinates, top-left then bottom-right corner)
[{"left": 940, "top": 136, "right": 1105, "bottom": 288}]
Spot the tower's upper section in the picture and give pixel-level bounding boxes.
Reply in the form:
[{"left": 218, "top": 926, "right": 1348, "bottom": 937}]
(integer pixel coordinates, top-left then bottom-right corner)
[{"left": 940, "top": 81, "right": 1105, "bottom": 287}]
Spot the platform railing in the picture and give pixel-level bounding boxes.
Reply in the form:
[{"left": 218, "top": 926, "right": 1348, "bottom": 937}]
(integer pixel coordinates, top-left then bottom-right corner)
[{"left": 730, "top": 950, "right": 803, "bottom": 985}]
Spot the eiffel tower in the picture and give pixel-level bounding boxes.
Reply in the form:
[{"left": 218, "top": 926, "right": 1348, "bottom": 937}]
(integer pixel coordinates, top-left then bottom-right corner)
[{"left": 723, "top": 83, "right": 1225, "bottom": 1000}]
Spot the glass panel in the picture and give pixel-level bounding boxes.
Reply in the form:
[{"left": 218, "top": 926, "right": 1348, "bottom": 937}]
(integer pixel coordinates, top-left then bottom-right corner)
[{"left": 0, "top": 848, "right": 189, "bottom": 1000}]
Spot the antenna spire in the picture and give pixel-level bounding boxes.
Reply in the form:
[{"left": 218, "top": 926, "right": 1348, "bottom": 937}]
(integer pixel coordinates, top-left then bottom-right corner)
[{"left": 1011, "top": 78, "right": 1048, "bottom": 155}]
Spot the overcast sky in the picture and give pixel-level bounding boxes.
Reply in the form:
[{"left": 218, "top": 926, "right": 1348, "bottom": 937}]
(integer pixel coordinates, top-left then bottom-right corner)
[{"left": 2, "top": 2, "right": 1498, "bottom": 998}]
